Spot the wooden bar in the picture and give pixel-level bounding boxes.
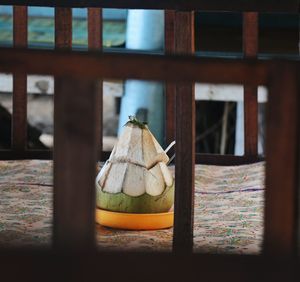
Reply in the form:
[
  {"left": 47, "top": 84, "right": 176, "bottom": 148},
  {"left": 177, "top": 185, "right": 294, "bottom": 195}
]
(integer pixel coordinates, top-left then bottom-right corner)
[
  {"left": 55, "top": 8, "right": 72, "bottom": 49},
  {"left": 54, "top": 8, "right": 95, "bottom": 250},
  {"left": 173, "top": 11, "right": 195, "bottom": 253},
  {"left": 1, "top": 250, "right": 299, "bottom": 282},
  {"left": 0, "top": 48, "right": 270, "bottom": 85},
  {"left": 88, "top": 8, "right": 102, "bottom": 49},
  {"left": 12, "top": 6, "right": 28, "bottom": 151},
  {"left": 0, "top": 150, "right": 52, "bottom": 160},
  {"left": 88, "top": 8, "right": 103, "bottom": 158},
  {"left": 264, "top": 64, "right": 300, "bottom": 257},
  {"left": 53, "top": 78, "right": 100, "bottom": 250},
  {"left": 164, "top": 10, "right": 176, "bottom": 147},
  {"left": 243, "top": 12, "right": 258, "bottom": 156},
  {"left": 243, "top": 84, "right": 258, "bottom": 155},
  {"left": 2, "top": 0, "right": 300, "bottom": 12},
  {"left": 195, "top": 153, "right": 264, "bottom": 165},
  {"left": 165, "top": 11, "right": 175, "bottom": 55},
  {"left": 0, "top": 150, "right": 264, "bottom": 165}
]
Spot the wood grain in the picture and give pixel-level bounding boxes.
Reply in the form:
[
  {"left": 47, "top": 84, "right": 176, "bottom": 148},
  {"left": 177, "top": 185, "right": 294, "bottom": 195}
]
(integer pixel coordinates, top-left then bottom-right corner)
[
  {"left": 12, "top": 6, "right": 28, "bottom": 151},
  {"left": 264, "top": 64, "right": 300, "bottom": 257},
  {"left": 0, "top": 47, "right": 269, "bottom": 85},
  {"left": 54, "top": 7, "right": 97, "bottom": 250},
  {"left": 88, "top": 8, "right": 103, "bottom": 159},
  {"left": 195, "top": 153, "right": 263, "bottom": 165},
  {"left": 53, "top": 78, "right": 100, "bottom": 250},
  {"left": 243, "top": 12, "right": 258, "bottom": 156},
  {"left": 0, "top": 150, "right": 264, "bottom": 165},
  {"left": 173, "top": 11, "right": 195, "bottom": 253},
  {"left": 164, "top": 10, "right": 176, "bottom": 147},
  {"left": 0, "top": 250, "right": 299, "bottom": 282},
  {"left": 55, "top": 8, "right": 72, "bottom": 49},
  {"left": 2, "top": 0, "right": 300, "bottom": 12},
  {"left": 88, "top": 8, "right": 102, "bottom": 49}
]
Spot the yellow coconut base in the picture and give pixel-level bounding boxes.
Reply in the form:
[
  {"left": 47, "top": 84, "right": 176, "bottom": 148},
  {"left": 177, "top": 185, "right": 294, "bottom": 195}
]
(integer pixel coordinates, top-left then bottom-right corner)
[{"left": 95, "top": 208, "right": 174, "bottom": 230}]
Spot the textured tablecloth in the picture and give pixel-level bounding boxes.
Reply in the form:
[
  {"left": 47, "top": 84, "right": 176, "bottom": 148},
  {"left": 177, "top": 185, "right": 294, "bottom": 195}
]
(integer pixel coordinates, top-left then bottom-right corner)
[{"left": 0, "top": 160, "right": 264, "bottom": 254}]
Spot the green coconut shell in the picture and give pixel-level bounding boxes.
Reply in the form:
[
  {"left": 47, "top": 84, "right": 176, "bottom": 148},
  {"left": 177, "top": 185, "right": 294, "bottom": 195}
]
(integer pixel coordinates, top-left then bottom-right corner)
[{"left": 96, "top": 182, "right": 174, "bottom": 214}]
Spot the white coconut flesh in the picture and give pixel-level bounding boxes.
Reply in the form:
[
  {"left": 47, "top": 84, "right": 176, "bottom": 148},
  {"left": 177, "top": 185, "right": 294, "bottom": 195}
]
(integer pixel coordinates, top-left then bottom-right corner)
[
  {"left": 109, "top": 123, "right": 169, "bottom": 169},
  {"left": 97, "top": 122, "right": 173, "bottom": 197},
  {"left": 99, "top": 161, "right": 172, "bottom": 197}
]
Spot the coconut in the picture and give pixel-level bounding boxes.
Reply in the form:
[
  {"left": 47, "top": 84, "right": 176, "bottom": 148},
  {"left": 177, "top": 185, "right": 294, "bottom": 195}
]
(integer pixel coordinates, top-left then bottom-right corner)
[{"left": 96, "top": 116, "right": 174, "bottom": 213}]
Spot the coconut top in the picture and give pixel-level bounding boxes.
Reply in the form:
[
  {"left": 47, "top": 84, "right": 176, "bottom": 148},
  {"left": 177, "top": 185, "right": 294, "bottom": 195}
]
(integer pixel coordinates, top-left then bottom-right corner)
[{"left": 109, "top": 117, "right": 169, "bottom": 169}]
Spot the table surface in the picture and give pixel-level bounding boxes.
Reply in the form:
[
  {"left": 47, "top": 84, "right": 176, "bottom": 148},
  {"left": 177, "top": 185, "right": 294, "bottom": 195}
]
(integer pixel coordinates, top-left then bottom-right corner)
[{"left": 0, "top": 160, "right": 265, "bottom": 254}]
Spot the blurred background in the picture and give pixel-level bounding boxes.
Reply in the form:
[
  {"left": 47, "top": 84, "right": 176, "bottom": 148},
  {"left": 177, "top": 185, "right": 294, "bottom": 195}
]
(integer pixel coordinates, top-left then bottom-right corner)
[{"left": 0, "top": 7, "right": 299, "bottom": 155}]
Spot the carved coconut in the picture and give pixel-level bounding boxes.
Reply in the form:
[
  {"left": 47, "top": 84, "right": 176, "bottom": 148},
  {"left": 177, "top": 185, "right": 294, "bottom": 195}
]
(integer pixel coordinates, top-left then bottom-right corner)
[{"left": 96, "top": 117, "right": 174, "bottom": 213}]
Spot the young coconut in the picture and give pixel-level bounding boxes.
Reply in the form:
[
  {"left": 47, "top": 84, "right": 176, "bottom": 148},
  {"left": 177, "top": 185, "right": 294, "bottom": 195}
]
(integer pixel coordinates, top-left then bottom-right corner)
[{"left": 96, "top": 116, "right": 174, "bottom": 213}]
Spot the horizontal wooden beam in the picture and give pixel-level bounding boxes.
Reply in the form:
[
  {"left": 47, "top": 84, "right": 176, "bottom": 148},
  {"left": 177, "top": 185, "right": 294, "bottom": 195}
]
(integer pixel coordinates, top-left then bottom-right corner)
[
  {"left": 1, "top": 0, "right": 300, "bottom": 12},
  {"left": 0, "top": 149, "right": 264, "bottom": 165},
  {"left": 0, "top": 250, "right": 299, "bottom": 282},
  {"left": 196, "top": 153, "right": 264, "bottom": 165},
  {"left": 0, "top": 150, "right": 53, "bottom": 160},
  {"left": 0, "top": 47, "right": 270, "bottom": 85}
]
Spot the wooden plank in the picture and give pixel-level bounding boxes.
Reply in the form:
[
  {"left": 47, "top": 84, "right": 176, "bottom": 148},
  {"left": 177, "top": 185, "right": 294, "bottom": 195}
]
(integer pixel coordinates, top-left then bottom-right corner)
[
  {"left": 173, "top": 11, "right": 195, "bottom": 253},
  {"left": 195, "top": 153, "right": 264, "bottom": 165},
  {"left": 0, "top": 150, "right": 263, "bottom": 165},
  {"left": 88, "top": 8, "right": 102, "bottom": 49},
  {"left": 88, "top": 8, "right": 103, "bottom": 158},
  {"left": 264, "top": 64, "right": 300, "bottom": 256},
  {"left": 0, "top": 48, "right": 270, "bottom": 85},
  {"left": 165, "top": 11, "right": 175, "bottom": 55},
  {"left": 13, "top": 7, "right": 27, "bottom": 47},
  {"left": 2, "top": 0, "right": 300, "bottom": 12},
  {"left": 243, "top": 12, "right": 258, "bottom": 156},
  {"left": 0, "top": 250, "right": 299, "bottom": 282},
  {"left": 243, "top": 85, "right": 258, "bottom": 155},
  {"left": 0, "top": 150, "right": 52, "bottom": 160},
  {"left": 164, "top": 10, "right": 176, "bottom": 147},
  {"left": 53, "top": 78, "right": 100, "bottom": 250},
  {"left": 53, "top": 9, "right": 76, "bottom": 250},
  {"left": 12, "top": 6, "right": 28, "bottom": 151},
  {"left": 55, "top": 8, "right": 72, "bottom": 49}
]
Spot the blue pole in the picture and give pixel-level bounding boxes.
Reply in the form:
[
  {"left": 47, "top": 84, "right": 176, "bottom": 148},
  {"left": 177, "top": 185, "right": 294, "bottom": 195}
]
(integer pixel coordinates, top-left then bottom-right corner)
[{"left": 118, "top": 10, "right": 165, "bottom": 144}]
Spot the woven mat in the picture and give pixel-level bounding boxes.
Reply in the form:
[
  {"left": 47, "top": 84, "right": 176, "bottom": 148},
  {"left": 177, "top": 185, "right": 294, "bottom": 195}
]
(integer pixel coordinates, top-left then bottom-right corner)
[{"left": 0, "top": 160, "right": 264, "bottom": 254}]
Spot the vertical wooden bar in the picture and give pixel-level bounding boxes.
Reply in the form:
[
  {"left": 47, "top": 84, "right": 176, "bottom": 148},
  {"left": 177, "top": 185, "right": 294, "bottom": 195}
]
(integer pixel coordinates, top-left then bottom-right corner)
[
  {"left": 55, "top": 8, "right": 72, "bottom": 49},
  {"left": 243, "top": 12, "right": 258, "bottom": 156},
  {"left": 53, "top": 7, "right": 73, "bottom": 249},
  {"left": 53, "top": 78, "right": 100, "bottom": 250},
  {"left": 88, "top": 8, "right": 103, "bottom": 159},
  {"left": 173, "top": 11, "right": 195, "bottom": 253},
  {"left": 12, "top": 6, "right": 28, "bottom": 150},
  {"left": 264, "top": 64, "right": 299, "bottom": 257},
  {"left": 164, "top": 10, "right": 176, "bottom": 147},
  {"left": 88, "top": 8, "right": 102, "bottom": 49}
]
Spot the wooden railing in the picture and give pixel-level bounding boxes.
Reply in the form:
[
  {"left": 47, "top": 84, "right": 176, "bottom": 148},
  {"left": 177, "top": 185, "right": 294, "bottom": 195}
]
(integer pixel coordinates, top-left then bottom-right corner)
[
  {"left": 0, "top": 6, "right": 272, "bottom": 164},
  {"left": 0, "top": 2, "right": 299, "bottom": 281},
  {"left": 0, "top": 46, "right": 299, "bottom": 281},
  {"left": 3, "top": 0, "right": 300, "bottom": 12}
]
